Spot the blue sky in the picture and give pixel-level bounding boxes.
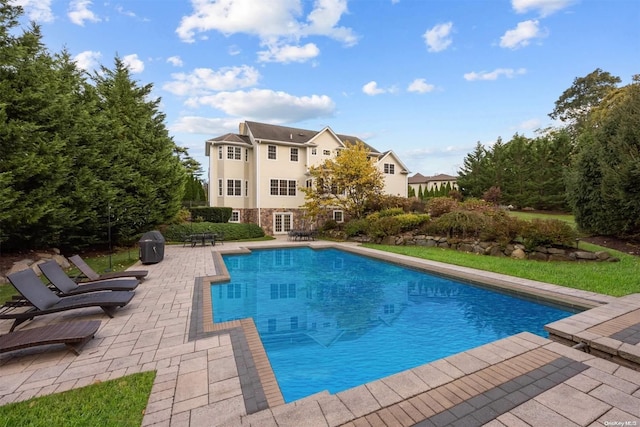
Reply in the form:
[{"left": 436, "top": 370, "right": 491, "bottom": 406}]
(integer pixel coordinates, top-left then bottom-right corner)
[{"left": 14, "top": 0, "right": 640, "bottom": 177}]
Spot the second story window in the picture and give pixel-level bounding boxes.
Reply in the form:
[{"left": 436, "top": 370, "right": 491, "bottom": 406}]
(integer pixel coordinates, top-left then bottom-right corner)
[
  {"left": 290, "top": 147, "right": 298, "bottom": 162},
  {"left": 270, "top": 179, "right": 297, "bottom": 196},
  {"left": 227, "top": 146, "right": 241, "bottom": 160},
  {"left": 218, "top": 179, "right": 223, "bottom": 196},
  {"left": 218, "top": 146, "right": 223, "bottom": 160},
  {"left": 268, "top": 145, "right": 277, "bottom": 160},
  {"left": 311, "top": 148, "right": 317, "bottom": 155},
  {"left": 384, "top": 163, "right": 395, "bottom": 174},
  {"left": 323, "top": 149, "right": 331, "bottom": 156}
]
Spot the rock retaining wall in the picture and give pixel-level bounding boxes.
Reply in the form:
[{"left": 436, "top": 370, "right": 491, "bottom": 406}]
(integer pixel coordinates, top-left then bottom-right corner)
[{"left": 350, "top": 233, "right": 620, "bottom": 262}]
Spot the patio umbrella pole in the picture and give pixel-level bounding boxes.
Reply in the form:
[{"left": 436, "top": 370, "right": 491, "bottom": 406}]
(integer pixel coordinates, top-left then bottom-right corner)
[{"left": 107, "top": 204, "right": 112, "bottom": 272}]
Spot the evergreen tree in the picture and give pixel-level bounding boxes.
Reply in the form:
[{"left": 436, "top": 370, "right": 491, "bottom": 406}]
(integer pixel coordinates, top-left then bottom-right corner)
[
  {"left": 457, "top": 141, "right": 490, "bottom": 198},
  {"left": 92, "top": 58, "right": 186, "bottom": 244}
]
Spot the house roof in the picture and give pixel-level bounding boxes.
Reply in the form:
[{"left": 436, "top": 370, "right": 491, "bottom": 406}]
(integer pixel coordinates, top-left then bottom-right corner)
[
  {"left": 408, "top": 173, "right": 457, "bottom": 184},
  {"left": 245, "top": 121, "right": 381, "bottom": 154},
  {"left": 379, "top": 150, "right": 410, "bottom": 174},
  {"left": 207, "top": 133, "right": 251, "bottom": 145}
]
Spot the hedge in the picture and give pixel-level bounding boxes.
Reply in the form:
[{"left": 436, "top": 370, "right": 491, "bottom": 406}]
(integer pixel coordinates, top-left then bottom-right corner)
[
  {"left": 189, "top": 207, "right": 232, "bottom": 223},
  {"left": 161, "top": 222, "right": 265, "bottom": 242}
]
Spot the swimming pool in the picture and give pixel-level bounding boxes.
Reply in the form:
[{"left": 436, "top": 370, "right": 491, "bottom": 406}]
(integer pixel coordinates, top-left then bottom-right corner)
[{"left": 214, "top": 247, "right": 576, "bottom": 402}]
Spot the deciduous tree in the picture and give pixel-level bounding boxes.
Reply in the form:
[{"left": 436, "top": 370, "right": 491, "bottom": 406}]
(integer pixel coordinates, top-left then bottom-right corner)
[{"left": 301, "top": 141, "right": 384, "bottom": 220}]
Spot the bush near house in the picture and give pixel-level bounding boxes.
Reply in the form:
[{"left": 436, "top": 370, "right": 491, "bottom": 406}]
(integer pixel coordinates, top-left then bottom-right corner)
[
  {"left": 161, "top": 222, "right": 265, "bottom": 242},
  {"left": 338, "top": 196, "right": 578, "bottom": 250}
]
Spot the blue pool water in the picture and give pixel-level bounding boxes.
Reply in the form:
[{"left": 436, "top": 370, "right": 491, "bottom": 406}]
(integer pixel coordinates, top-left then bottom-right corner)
[{"left": 214, "top": 247, "right": 576, "bottom": 402}]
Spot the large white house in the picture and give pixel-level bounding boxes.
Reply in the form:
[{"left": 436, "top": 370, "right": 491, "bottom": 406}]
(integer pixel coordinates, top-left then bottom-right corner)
[{"left": 205, "top": 121, "right": 409, "bottom": 235}]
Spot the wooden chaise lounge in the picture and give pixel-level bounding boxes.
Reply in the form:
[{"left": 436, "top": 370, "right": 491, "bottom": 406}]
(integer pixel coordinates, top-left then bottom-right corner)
[
  {"left": 38, "top": 260, "right": 139, "bottom": 295},
  {"left": 1, "top": 269, "right": 134, "bottom": 331},
  {"left": 0, "top": 320, "right": 101, "bottom": 356},
  {"left": 69, "top": 255, "right": 148, "bottom": 282}
]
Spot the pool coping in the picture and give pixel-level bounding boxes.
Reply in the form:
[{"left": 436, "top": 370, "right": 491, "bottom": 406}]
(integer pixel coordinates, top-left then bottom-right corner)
[{"left": 189, "top": 241, "right": 620, "bottom": 414}]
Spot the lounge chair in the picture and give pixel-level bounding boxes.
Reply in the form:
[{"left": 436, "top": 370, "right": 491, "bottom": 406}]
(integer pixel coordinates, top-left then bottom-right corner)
[
  {"left": 38, "top": 260, "right": 139, "bottom": 295},
  {"left": 1, "top": 269, "right": 134, "bottom": 331},
  {"left": 69, "top": 255, "right": 148, "bottom": 282},
  {"left": 0, "top": 320, "right": 100, "bottom": 356}
]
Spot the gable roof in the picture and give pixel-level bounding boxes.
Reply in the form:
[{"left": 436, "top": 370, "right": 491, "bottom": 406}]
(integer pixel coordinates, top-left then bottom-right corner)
[
  {"left": 378, "top": 150, "right": 410, "bottom": 174},
  {"left": 408, "top": 173, "right": 457, "bottom": 184},
  {"left": 205, "top": 133, "right": 251, "bottom": 156},
  {"left": 244, "top": 121, "right": 381, "bottom": 154}
]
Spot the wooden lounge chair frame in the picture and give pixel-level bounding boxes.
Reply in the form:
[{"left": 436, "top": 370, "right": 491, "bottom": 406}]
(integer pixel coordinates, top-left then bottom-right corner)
[
  {"left": 68, "top": 255, "right": 148, "bottom": 282},
  {"left": 0, "top": 320, "right": 101, "bottom": 356},
  {"left": 1, "top": 269, "right": 134, "bottom": 332},
  {"left": 38, "top": 260, "right": 139, "bottom": 295}
]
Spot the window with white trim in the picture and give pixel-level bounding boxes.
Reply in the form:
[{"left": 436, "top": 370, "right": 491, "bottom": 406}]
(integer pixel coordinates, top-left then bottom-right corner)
[
  {"left": 323, "top": 149, "right": 331, "bottom": 155},
  {"left": 270, "top": 179, "right": 297, "bottom": 196},
  {"left": 290, "top": 147, "right": 298, "bottom": 161},
  {"left": 230, "top": 211, "right": 240, "bottom": 223},
  {"left": 227, "top": 179, "right": 242, "bottom": 196},
  {"left": 245, "top": 149, "right": 248, "bottom": 161},
  {"left": 268, "top": 145, "right": 277, "bottom": 160},
  {"left": 333, "top": 210, "right": 344, "bottom": 223},
  {"left": 311, "top": 148, "right": 317, "bottom": 155},
  {"left": 227, "top": 146, "right": 241, "bottom": 160},
  {"left": 218, "top": 146, "right": 223, "bottom": 160},
  {"left": 384, "top": 163, "right": 395, "bottom": 174},
  {"left": 218, "top": 179, "right": 223, "bottom": 196},
  {"left": 245, "top": 181, "right": 248, "bottom": 197}
]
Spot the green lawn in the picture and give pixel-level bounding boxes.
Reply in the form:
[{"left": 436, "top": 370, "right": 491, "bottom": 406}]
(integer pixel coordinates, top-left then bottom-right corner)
[
  {"left": 508, "top": 210, "right": 576, "bottom": 227},
  {"left": 363, "top": 242, "right": 640, "bottom": 296},
  {"left": 0, "top": 372, "right": 155, "bottom": 427}
]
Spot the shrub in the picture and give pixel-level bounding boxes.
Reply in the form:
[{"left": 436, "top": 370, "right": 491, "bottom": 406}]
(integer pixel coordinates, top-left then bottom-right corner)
[
  {"left": 378, "top": 208, "right": 405, "bottom": 217},
  {"left": 344, "top": 219, "right": 369, "bottom": 237},
  {"left": 426, "top": 211, "right": 487, "bottom": 239},
  {"left": 480, "top": 211, "right": 523, "bottom": 245},
  {"left": 321, "top": 219, "right": 339, "bottom": 231},
  {"left": 368, "top": 216, "right": 402, "bottom": 238},
  {"left": 426, "top": 197, "right": 458, "bottom": 217},
  {"left": 459, "top": 198, "right": 495, "bottom": 213},
  {"left": 161, "top": 222, "right": 265, "bottom": 242},
  {"left": 188, "top": 207, "right": 232, "bottom": 223},
  {"left": 518, "top": 219, "right": 577, "bottom": 250}
]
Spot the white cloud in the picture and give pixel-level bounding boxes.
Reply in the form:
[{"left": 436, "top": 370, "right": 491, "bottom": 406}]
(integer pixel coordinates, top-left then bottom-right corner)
[
  {"left": 115, "top": 5, "right": 136, "bottom": 18},
  {"left": 12, "top": 0, "right": 54, "bottom": 22},
  {"left": 464, "top": 68, "right": 527, "bottom": 81},
  {"left": 163, "top": 65, "right": 260, "bottom": 96},
  {"left": 185, "top": 89, "right": 335, "bottom": 123},
  {"left": 515, "top": 118, "right": 542, "bottom": 131},
  {"left": 423, "top": 22, "right": 453, "bottom": 53},
  {"left": 512, "top": 0, "right": 574, "bottom": 17},
  {"left": 257, "top": 43, "right": 320, "bottom": 63},
  {"left": 362, "top": 81, "right": 396, "bottom": 96},
  {"left": 73, "top": 50, "right": 102, "bottom": 71},
  {"left": 176, "top": 0, "right": 357, "bottom": 62},
  {"left": 407, "top": 78, "right": 435, "bottom": 94},
  {"left": 68, "top": 0, "right": 100, "bottom": 26},
  {"left": 170, "top": 116, "right": 238, "bottom": 134},
  {"left": 167, "top": 56, "right": 184, "bottom": 67},
  {"left": 500, "top": 20, "right": 545, "bottom": 49},
  {"left": 122, "top": 54, "right": 144, "bottom": 73}
]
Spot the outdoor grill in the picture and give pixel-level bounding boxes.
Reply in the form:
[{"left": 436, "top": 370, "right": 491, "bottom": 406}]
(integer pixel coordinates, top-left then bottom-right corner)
[{"left": 138, "top": 230, "right": 165, "bottom": 264}]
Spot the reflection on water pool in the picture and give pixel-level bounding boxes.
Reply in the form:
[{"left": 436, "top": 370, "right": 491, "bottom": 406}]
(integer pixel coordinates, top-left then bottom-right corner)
[{"left": 213, "top": 247, "right": 576, "bottom": 402}]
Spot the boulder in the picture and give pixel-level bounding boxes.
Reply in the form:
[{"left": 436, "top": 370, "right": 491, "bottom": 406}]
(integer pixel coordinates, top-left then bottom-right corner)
[{"left": 511, "top": 248, "right": 526, "bottom": 259}]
